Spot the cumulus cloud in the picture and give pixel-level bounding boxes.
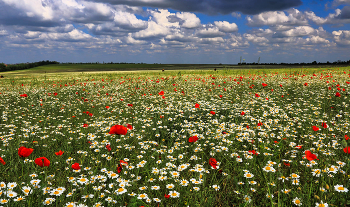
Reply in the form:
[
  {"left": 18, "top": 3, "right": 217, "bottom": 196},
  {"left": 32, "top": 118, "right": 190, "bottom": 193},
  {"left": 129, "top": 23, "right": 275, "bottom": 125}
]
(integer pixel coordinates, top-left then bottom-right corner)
[
  {"left": 247, "top": 9, "right": 308, "bottom": 26},
  {"left": 333, "top": 30, "right": 350, "bottom": 45},
  {"left": 196, "top": 27, "right": 226, "bottom": 38},
  {"left": 86, "top": 0, "right": 302, "bottom": 15},
  {"left": 214, "top": 21, "right": 238, "bottom": 33}
]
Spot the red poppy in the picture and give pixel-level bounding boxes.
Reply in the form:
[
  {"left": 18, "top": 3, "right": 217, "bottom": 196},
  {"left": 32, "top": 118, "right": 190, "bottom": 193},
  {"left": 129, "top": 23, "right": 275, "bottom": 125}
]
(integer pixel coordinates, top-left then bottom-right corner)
[
  {"left": 164, "top": 194, "right": 170, "bottom": 199},
  {"left": 0, "top": 157, "right": 5, "bottom": 165},
  {"left": 18, "top": 146, "right": 34, "bottom": 157},
  {"left": 321, "top": 122, "right": 327, "bottom": 128},
  {"left": 71, "top": 163, "right": 81, "bottom": 170},
  {"left": 283, "top": 162, "right": 290, "bottom": 167},
  {"left": 20, "top": 94, "right": 28, "bottom": 97},
  {"left": 55, "top": 150, "right": 64, "bottom": 156},
  {"left": 255, "top": 93, "right": 260, "bottom": 97},
  {"left": 120, "top": 160, "right": 128, "bottom": 166},
  {"left": 106, "top": 144, "right": 111, "bottom": 152},
  {"left": 312, "top": 126, "right": 319, "bottom": 131},
  {"left": 296, "top": 145, "right": 302, "bottom": 149},
  {"left": 345, "top": 135, "right": 349, "bottom": 140},
  {"left": 344, "top": 146, "right": 350, "bottom": 154},
  {"left": 304, "top": 83, "right": 308, "bottom": 86},
  {"left": 158, "top": 91, "right": 164, "bottom": 95},
  {"left": 248, "top": 150, "right": 257, "bottom": 155},
  {"left": 188, "top": 136, "right": 199, "bottom": 143},
  {"left": 127, "top": 124, "right": 133, "bottom": 130},
  {"left": 262, "top": 83, "right": 268, "bottom": 87},
  {"left": 195, "top": 103, "right": 200, "bottom": 108},
  {"left": 209, "top": 158, "right": 218, "bottom": 169},
  {"left": 210, "top": 111, "right": 215, "bottom": 115},
  {"left": 241, "top": 111, "right": 245, "bottom": 115},
  {"left": 106, "top": 106, "right": 110, "bottom": 109},
  {"left": 219, "top": 95, "right": 223, "bottom": 98},
  {"left": 83, "top": 124, "right": 88, "bottom": 127},
  {"left": 54, "top": 92, "right": 58, "bottom": 96},
  {"left": 35, "top": 157, "right": 50, "bottom": 167},
  {"left": 335, "top": 92, "right": 341, "bottom": 97},
  {"left": 304, "top": 150, "right": 319, "bottom": 161},
  {"left": 274, "top": 141, "right": 279, "bottom": 144},
  {"left": 109, "top": 125, "right": 128, "bottom": 135},
  {"left": 257, "top": 122, "right": 263, "bottom": 126},
  {"left": 117, "top": 164, "right": 122, "bottom": 173},
  {"left": 246, "top": 125, "right": 249, "bottom": 129},
  {"left": 127, "top": 104, "right": 133, "bottom": 107}
]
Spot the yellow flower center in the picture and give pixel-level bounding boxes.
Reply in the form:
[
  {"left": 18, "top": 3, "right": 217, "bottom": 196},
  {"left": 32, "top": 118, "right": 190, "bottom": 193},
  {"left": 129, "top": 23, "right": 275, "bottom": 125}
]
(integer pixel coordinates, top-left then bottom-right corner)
[
  {"left": 171, "top": 193, "right": 177, "bottom": 196},
  {"left": 140, "top": 195, "right": 146, "bottom": 198},
  {"left": 295, "top": 200, "right": 300, "bottom": 204},
  {"left": 118, "top": 188, "right": 124, "bottom": 192},
  {"left": 338, "top": 187, "right": 344, "bottom": 190},
  {"left": 266, "top": 167, "right": 271, "bottom": 170},
  {"left": 318, "top": 204, "right": 325, "bottom": 207}
]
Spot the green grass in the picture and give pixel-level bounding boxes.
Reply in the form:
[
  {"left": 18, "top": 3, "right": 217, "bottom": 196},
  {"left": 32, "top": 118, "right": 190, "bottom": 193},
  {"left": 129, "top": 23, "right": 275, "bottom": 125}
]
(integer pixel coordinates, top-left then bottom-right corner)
[{"left": 0, "top": 66, "right": 349, "bottom": 207}]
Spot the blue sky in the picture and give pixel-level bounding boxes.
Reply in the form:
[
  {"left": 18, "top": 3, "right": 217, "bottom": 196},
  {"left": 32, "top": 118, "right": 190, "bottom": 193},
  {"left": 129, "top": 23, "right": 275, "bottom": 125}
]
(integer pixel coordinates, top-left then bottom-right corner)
[{"left": 0, "top": 0, "right": 350, "bottom": 64}]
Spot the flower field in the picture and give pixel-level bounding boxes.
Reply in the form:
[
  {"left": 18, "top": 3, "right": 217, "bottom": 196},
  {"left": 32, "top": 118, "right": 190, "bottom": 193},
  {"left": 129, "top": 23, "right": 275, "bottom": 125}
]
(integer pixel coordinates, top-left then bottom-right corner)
[{"left": 0, "top": 68, "right": 349, "bottom": 207}]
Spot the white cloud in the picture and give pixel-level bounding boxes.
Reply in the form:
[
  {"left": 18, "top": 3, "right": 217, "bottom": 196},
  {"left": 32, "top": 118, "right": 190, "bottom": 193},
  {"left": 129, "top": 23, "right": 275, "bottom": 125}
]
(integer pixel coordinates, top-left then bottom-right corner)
[
  {"left": 306, "top": 36, "right": 330, "bottom": 44},
  {"left": 333, "top": 30, "right": 350, "bottom": 45},
  {"left": 247, "top": 9, "right": 308, "bottom": 26},
  {"left": 214, "top": 21, "right": 238, "bottom": 32},
  {"left": 175, "top": 12, "right": 201, "bottom": 28},
  {"left": 282, "top": 26, "right": 315, "bottom": 37},
  {"left": 2, "top": 0, "right": 54, "bottom": 21},
  {"left": 196, "top": 27, "right": 226, "bottom": 38}
]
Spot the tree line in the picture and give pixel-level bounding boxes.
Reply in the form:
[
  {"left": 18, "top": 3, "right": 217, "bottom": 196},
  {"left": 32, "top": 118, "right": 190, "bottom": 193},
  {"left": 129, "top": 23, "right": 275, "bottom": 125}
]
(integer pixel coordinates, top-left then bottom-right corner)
[{"left": 0, "top": 60, "right": 59, "bottom": 72}]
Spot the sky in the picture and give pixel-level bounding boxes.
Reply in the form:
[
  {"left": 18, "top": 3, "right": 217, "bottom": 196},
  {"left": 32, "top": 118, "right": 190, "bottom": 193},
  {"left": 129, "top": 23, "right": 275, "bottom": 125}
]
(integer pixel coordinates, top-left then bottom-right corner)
[{"left": 0, "top": 0, "right": 350, "bottom": 64}]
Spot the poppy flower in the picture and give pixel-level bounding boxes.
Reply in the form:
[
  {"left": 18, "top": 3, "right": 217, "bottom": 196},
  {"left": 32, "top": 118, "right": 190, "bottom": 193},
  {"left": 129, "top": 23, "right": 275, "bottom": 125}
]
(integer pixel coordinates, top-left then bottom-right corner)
[
  {"left": 106, "top": 106, "right": 110, "bottom": 109},
  {"left": 219, "top": 95, "right": 223, "bottom": 98},
  {"left": 71, "top": 163, "right": 81, "bottom": 170},
  {"left": 248, "top": 150, "right": 257, "bottom": 155},
  {"left": 312, "top": 126, "right": 319, "bottom": 131},
  {"left": 188, "top": 136, "right": 199, "bottom": 143},
  {"left": 109, "top": 125, "right": 128, "bottom": 135},
  {"left": 255, "top": 93, "right": 260, "bottom": 97},
  {"left": 209, "top": 158, "right": 218, "bottom": 169},
  {"left": 210, "top": 111, "right": 215, "bottom": 115},
  {"left": 257, "top": 122, "right": 263, "bottom": 126},
  {"left": 20, "top": 94, "right": 28, "bottom": 97},
  {"left": 262, "top": 83, "right": 268, "bottom": 87},
  {"left": 283, "top": 162, "right": 290, "bottom": 167},
  {"left": 296, "top": 146, "right": 302, "bottom": 149},
  {"left": 0, "top": 157, "right": 5, "bottom": 165},
  {"left": 195, "top": 103, "right": 200, "bottom": 108},
  {"left": 304, "top": 83, "right": 308, "bottom": 86},
  {"left": 35, "top": 157, "right": 50, "bottom": 167},
  {"left": 321, "top": 122, "right": 328, "bottom": 128},
  {"left": 241, "top": 111, "right": 245, "bottom": 115},
  {"left": 246, "top": 125, "right": 249, "bottom": 129},
  {"left": 335, "top": 92, "right": 341, "bottom": 97},
  {"left": 55, "top": 150, "right": 64, "bottom": 156},
  {"left": 304, "top": 150, "right": 319, "bottom": 161},
  {"left": 164, "top": 194, "right": 170, "bottom": 199},
  {"left": 158, "top": 91, "right": 164, "bottom": 95},
  {"left": 120, "top": 160, "right": 128, "bottom": 166},
  {"left": 127, "top": 104, "right": 133, "bottom": 107},
  {"left": 345, "top": 135, "right": 349, "bottom": 140},
  {"left": 83, "top": 124, "right": 88, "bottom": 127},
  {"left": 106, "top": 144, "right": 111, "bottom": 152},
  {"left": 117, "top": 164, "right": 122, "bottom": 173},
  {"left": 274, "top": 141, "right": 279, "bottom": 144},
  {"left": 344, "top": 147, "right": 350, "bottom": 154},
  {"left": 18, "top": 146, "right": 34, "bottom": 157},
  {"left": 126, "top": 124, "right": 133, "bottom": 130}
]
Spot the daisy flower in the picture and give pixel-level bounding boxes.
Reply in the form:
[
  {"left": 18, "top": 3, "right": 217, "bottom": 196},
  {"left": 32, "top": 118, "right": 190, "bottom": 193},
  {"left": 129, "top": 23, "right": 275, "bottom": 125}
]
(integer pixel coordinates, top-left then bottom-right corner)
[
  {"left": 315, "top": 201, "right": 328, "bottom": 207},
  {"left": 334, "top": 184, "right": 348, "bottom": 192},
  {"left": 169, "top": 190, "right": 180, "bottom": 198},
  {"left": 212, "top": 185, "right": 220, "bottom": 191},
  {"left": 292, "top": 197, "right": 302, "bottom": 206}
]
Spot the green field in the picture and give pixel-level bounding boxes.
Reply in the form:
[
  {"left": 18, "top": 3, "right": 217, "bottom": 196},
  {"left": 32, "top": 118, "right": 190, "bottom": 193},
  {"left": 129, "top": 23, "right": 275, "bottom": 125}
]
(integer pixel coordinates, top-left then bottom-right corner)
[{"left": 0, "top": 65, "right": 349, "bottom": 207}]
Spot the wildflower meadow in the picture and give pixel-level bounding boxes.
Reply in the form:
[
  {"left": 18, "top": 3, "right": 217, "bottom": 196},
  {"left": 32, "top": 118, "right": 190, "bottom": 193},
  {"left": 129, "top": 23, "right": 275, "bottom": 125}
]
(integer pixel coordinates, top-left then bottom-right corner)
[{"left": 0, "top": 67, "right": 349, "bottom": 207}]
